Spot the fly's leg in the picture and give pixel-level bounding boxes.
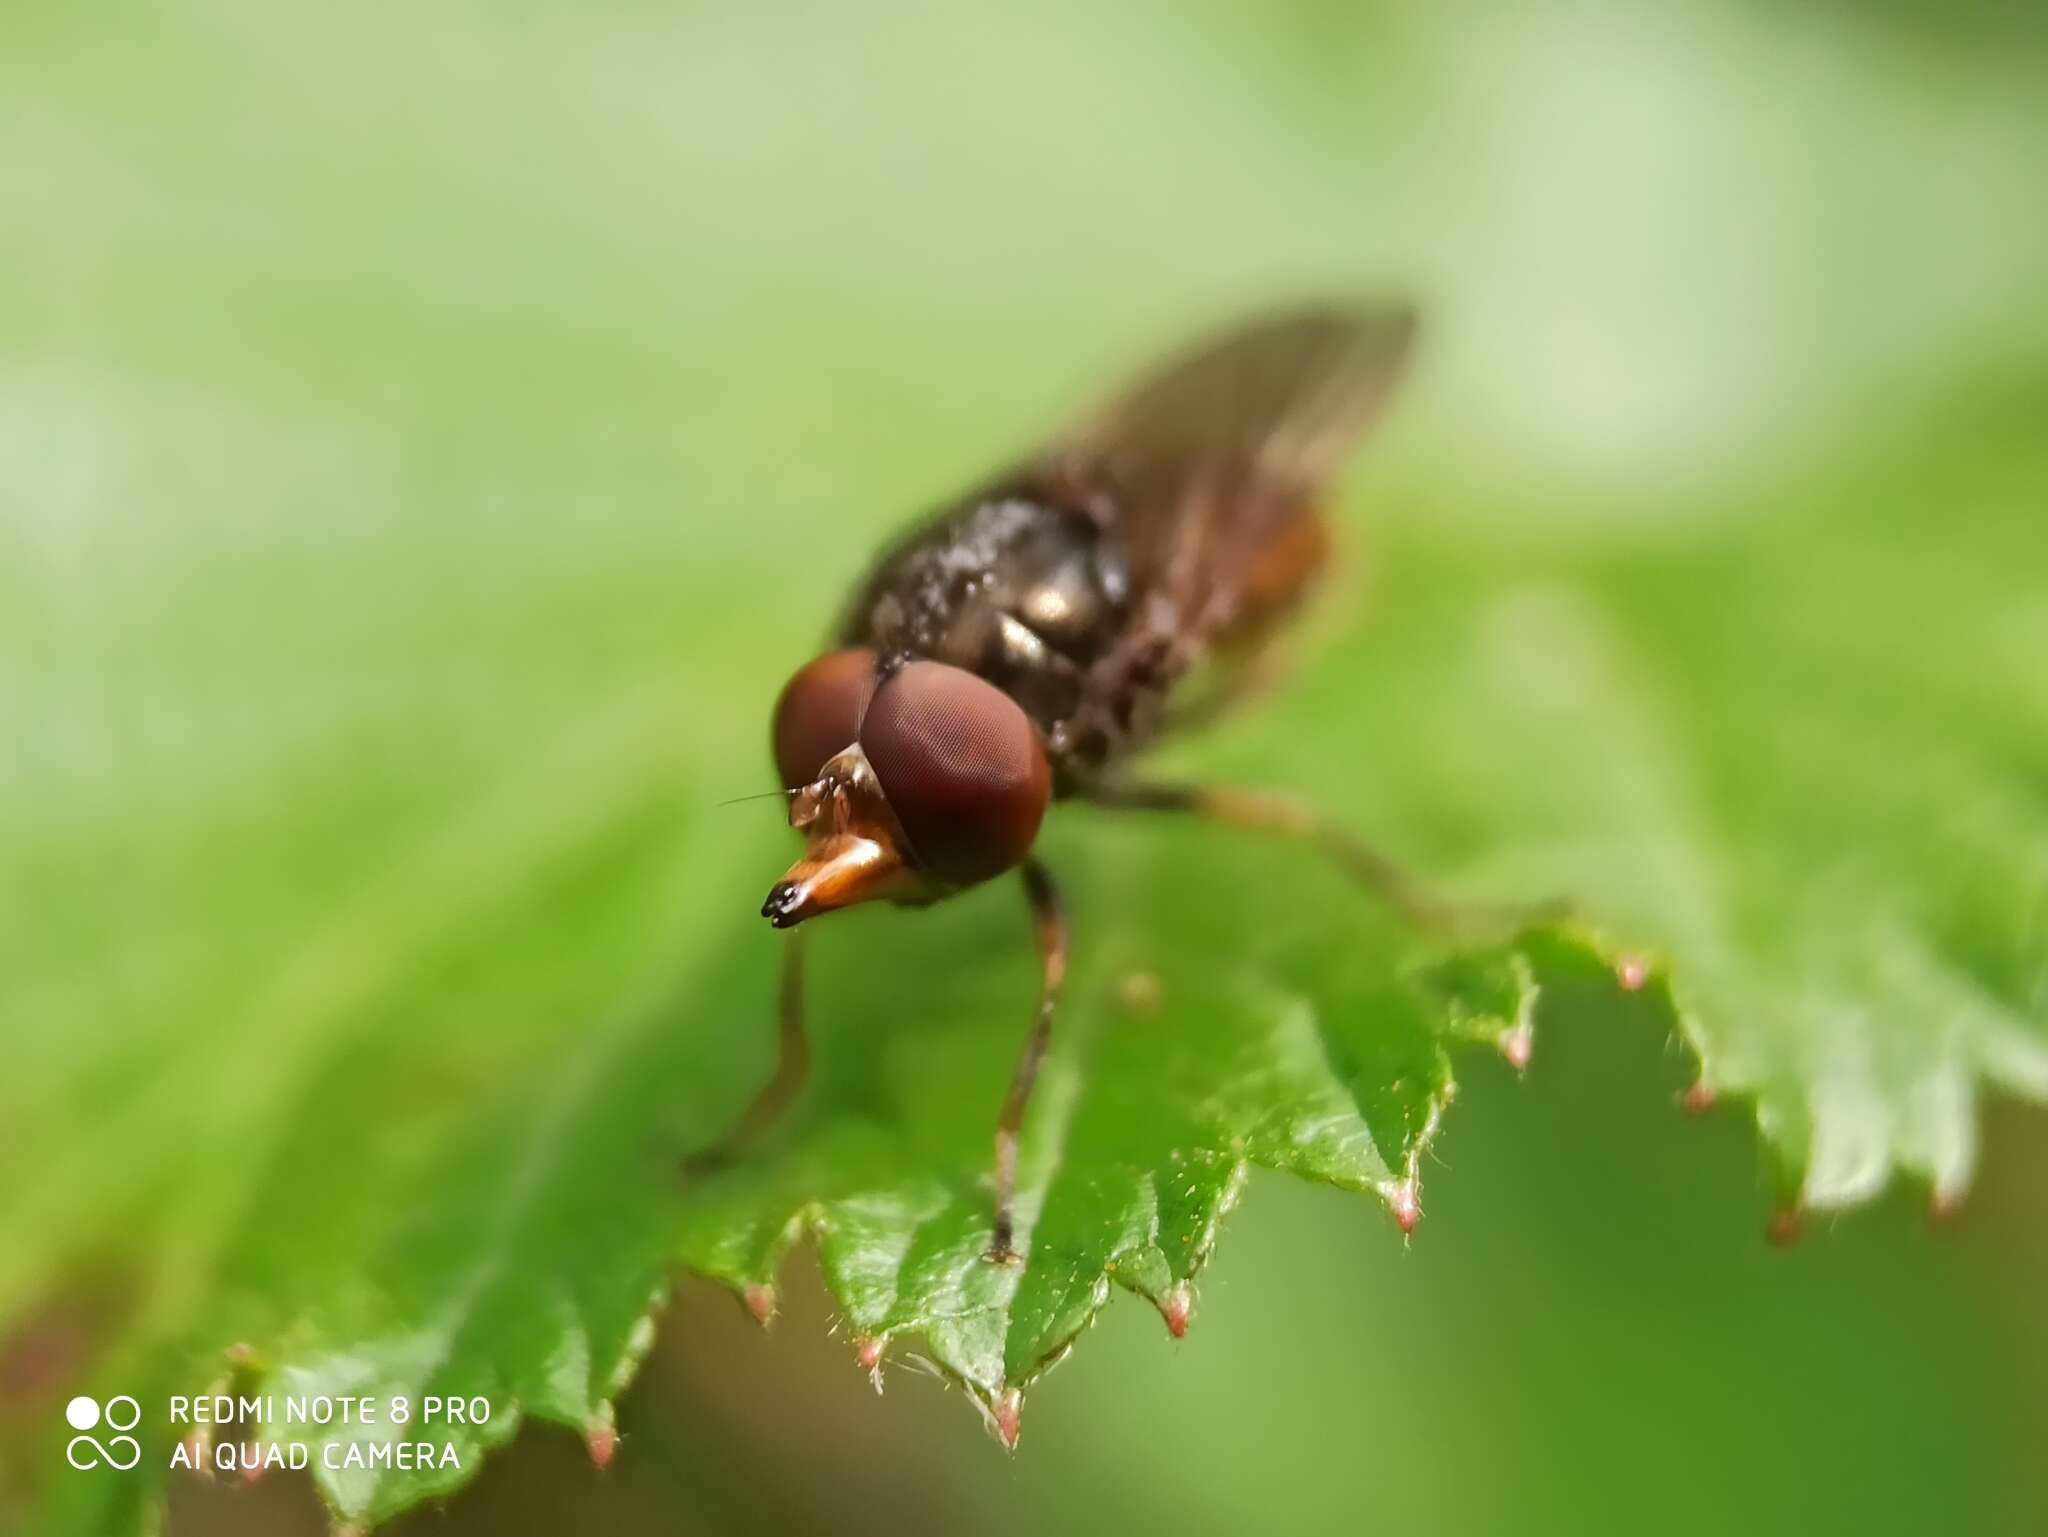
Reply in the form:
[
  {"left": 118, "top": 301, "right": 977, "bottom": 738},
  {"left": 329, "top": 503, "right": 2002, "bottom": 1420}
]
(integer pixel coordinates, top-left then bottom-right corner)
[
  {"left": 987, "top": 859, "right": 1069, "bottom": 1265},
  {"left": 683, "top": 929, "right": 809, "bottom": 1177},
  {"left": 1084, "top": 781, "right": 1546, "bottom": 937}
]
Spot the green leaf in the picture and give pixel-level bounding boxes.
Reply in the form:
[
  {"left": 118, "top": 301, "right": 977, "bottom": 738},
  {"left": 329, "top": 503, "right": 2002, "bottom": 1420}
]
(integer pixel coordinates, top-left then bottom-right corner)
[
  {"left": 672, "top": 877, "right": 1560, "bottom": 1415},
  {"left": 16, "top": 388, "right": 2046, "bottom": 1532}
]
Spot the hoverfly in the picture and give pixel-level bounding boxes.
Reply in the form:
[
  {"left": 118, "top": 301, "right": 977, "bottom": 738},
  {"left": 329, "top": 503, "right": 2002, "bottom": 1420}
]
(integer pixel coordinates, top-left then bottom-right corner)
[{"left": 709, "top": 305, "right": 1450, "bottom": 1263}]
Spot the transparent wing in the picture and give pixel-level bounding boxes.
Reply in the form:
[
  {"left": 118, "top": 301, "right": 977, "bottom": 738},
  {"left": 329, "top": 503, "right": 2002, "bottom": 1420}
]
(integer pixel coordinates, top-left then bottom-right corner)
[
  {"left": 836, "top": 304, "right": 1416, "bottom": 659},
  {"left": 1035, "top": 302, "right": 1416, "bottom": 632}
]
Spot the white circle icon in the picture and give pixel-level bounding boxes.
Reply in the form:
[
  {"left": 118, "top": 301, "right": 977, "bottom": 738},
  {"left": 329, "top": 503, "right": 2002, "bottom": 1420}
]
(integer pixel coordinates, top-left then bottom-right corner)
[{"left": 63, "top": 1395, "right": 141, "bottom": 1471}]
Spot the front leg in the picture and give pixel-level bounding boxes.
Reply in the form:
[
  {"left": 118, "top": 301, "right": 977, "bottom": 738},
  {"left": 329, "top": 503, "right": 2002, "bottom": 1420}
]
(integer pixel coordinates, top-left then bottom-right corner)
[
  {"left": 682, "top": 928, "right": 809, "bottom": 1177},
  {"left": 986, "top": 859, "right": 1069, "bottom": 1264}
]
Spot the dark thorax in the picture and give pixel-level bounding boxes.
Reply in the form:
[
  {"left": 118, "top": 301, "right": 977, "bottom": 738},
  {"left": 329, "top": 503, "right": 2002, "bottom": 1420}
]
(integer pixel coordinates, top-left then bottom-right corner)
[{"left": 841, "top": 492, "right": 1164, "bottom": 786}]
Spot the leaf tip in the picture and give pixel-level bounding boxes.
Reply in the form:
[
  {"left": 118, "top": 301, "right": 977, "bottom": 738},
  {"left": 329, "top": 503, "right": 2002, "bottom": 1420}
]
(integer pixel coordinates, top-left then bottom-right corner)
[
  {"left": 991, "top": 1387, "right": 1023, "bottom": 1452},
  {"left": 1616, "top": 953, "right": 1651, "bottom": 992},
  {"left": 586, "top": 1405, "right": 618, "bottom": 1470},
  {"left": 1928, "top": 1184, "right": 1968, "bottom": 1227},
  {"left": 1681, "top": 1079, "right": 1718, "bottom": 1116},
  {"left": 1387, "top": 1179, "right": 1422, "bottom": 1236},
  {"left": 1159, "top": 1284, "right": 1193, "bottom": 1339},
  {"left": 1766, "top": 1204, "right": 1805, "bottom": 1248},
  {"left": 742, "top": 1283, "right": 778, "bottom": 1327},
  {"left": 856, "top": 1334, "right": 888, "bottom": 1388},
  {"left": 1498, "top": 1022, "right": 1534, "bottom": 1073}
]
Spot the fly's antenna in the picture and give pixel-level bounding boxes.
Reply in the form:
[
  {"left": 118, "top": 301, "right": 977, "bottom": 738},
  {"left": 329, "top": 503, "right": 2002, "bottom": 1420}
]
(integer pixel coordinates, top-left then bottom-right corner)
[{"left": 717, "top": 788, "right": 800, "bottom": 810}]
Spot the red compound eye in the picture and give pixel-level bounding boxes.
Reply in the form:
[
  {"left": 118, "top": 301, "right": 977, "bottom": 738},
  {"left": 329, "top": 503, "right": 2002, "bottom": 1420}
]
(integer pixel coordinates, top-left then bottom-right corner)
[
  {"left": 858, "top": 661, "right": 1051, "bottom": 886},
  {"left": 771, "top": 648, "right": 879, "bottom": 790}
]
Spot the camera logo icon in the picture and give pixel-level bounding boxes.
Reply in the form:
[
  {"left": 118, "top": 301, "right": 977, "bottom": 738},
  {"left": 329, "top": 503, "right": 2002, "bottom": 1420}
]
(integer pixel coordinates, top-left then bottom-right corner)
[{"left": 65, "top": 1395, "right": 143, "bottom": 1471}]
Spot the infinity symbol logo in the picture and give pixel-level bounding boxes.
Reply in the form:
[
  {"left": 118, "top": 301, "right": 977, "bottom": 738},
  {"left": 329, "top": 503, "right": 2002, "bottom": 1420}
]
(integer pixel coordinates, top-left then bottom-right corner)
[{"left": 64, "top": 1395, "right": 142, "bottom": 1471}]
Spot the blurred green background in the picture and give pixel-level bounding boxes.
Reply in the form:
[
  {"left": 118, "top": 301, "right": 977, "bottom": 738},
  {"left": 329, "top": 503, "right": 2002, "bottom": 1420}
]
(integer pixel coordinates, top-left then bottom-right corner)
[{"left": 5, "top": 0, "right": 2046, "bottom": 1533}]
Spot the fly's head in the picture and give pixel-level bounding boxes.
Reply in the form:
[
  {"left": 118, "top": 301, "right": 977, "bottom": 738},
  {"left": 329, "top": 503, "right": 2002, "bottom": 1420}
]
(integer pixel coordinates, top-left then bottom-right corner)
[{"left": 762, "top": 649, "right": 1051, "bottom": 928}]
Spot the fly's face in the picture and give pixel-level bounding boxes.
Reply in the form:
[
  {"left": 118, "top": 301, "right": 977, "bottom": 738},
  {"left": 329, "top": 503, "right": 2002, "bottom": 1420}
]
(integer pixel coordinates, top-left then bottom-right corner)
[{"left": 761, "top": 649, "right": 1052, "bottom": 928}]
